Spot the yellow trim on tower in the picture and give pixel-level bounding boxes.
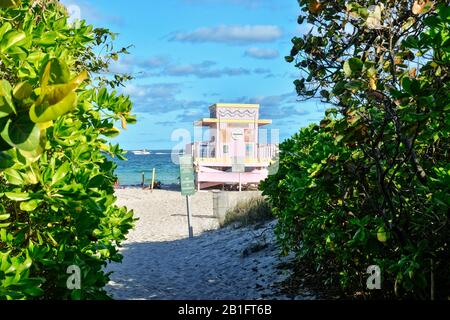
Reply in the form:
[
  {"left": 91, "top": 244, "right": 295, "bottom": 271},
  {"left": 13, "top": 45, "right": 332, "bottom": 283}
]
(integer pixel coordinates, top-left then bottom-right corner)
[
  {"left": 210, "top": 103, "right": 260, "bottom": 109},
  {"left": 194, "top": 118, "right": 272, "bottom": 126}
]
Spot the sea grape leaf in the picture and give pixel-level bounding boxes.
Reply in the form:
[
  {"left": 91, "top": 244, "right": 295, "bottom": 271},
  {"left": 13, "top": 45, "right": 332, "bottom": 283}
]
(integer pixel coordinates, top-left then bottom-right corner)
[
  {"left": 0, "top": 151, "right": 13, "bottom": 169},
  {"left": 0, "top": 80, "right": 15, "bottom": 118},
  {"left": 30, "top": 91, "right": 77, "bottom": 123},
  {"left": 30, "top": 69, "right": 88, "bottom": 123},
  {"left": 36, "top": 31, "right": 58, "bottom": 47},
  {"left": 0, "top": 30, "right": 26, "bottom": 52},
  {"left": 20, "top": 199, "right": 40, "bottom": 212},
  {"left": 0, "top": 0, "right": 20, "bottom": 8},
  {"left": 4, "top": 192, "right": 30, "bottom": 201},
  {"left": 344, "top": 58, "right": 363, "bottom": 77},
  {"left": 377, "top": 226, "right": 389, "bottom": 243},
  {"left": 52, "top": 161, "right": 70, "bottom": 185},
  {"left": 3, "top": 168, "right": 24, "bottom": 185},
  {"left": 13, "top": 81, "right": 33, "bottom": 100},
  {"left": 39, "top": 58, "right": 70, "bottom": 86},
  {"left": 0, "top": 22, "right": 12, "bottom": 39},
  {"left": 18, "top": 131, "right": 46, "bottom": 161},
  {"left": 1, "top": 112, "right": 41, "bottom": 151},
  {"left": 101, "top": 127, "right": 121, "bottom": 138}
]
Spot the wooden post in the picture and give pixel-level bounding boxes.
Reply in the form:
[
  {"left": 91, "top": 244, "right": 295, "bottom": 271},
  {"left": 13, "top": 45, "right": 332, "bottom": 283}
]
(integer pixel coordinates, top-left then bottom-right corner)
[
  {"left": 141, "top": 172, "right": 145, "bottom": 189},
  {"left": 186, "top": 195, "right": 193, "bottom": 238},
  {"left": 238, "top": 172, "right": 242, "bottom": 192},
  {"left": 151, "top": 168, "right": 156, "bottom": 192}
]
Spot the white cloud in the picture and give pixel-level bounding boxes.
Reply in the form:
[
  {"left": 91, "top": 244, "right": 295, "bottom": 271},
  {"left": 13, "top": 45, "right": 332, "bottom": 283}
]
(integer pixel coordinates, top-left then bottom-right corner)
[
  {"left": 228, "top": 92, "right": 309, "bottom": 119},
  {"left": 120, "top": 83, "right": 209, "bottom": 115},
  {"left": 183, "top": 0, "right": 275, "bottom": 9},
  {"left": 112, "top": 56, "right": 253, "bottom": 79},
  {"left": 123, "top": 83, "right": 181, "bottom": 100},
  {"left": 66, "top": 4, "right": 81, "bottom": 24},
  {"left": 169, "top": 25, "right": 283, "bottom": 45},
  {"left": 164, "top": 61, "right": 251, "bottom": 78},
  {"left": 61, "top": 0, "right": 124, "bottom": 26},
  {"left": 244, "top": 47, "right": 279, "bottom": 59}
]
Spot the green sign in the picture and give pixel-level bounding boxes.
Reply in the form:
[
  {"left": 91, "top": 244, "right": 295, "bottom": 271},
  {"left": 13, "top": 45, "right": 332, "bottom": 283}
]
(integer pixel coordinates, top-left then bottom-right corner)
[{"left": 179, "top": 155, "right": 196, "bottom": 196}]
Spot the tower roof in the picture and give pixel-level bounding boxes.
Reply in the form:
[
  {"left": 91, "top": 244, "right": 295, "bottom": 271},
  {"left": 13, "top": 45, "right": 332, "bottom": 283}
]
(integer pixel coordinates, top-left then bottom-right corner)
[{"left": 209, "top": 103, "right": 260, "bottom": 109}]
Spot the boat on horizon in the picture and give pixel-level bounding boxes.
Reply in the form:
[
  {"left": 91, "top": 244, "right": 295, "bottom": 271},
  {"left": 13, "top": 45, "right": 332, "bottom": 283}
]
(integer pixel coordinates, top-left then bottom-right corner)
[{"left": 131, "top": 149, "right": 151, "bottom": 155}]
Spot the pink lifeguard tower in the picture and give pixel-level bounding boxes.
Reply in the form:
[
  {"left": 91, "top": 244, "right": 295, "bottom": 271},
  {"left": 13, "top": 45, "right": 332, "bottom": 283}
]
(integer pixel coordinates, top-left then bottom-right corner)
[{"left": 186, "top": 103, "right": 278, "bottom": 191}]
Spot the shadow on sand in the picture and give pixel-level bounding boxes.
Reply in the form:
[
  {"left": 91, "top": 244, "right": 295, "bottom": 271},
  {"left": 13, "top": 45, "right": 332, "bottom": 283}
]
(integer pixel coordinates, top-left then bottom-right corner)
[{"left": 105, "top": 222, "right": 304, "bottom": 300}]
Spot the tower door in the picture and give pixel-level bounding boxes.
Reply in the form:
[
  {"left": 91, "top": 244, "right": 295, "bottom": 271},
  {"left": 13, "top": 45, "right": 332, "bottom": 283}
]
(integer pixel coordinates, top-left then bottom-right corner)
[{"left": 230, "top": 128, "right": 245, "bottom": 160}]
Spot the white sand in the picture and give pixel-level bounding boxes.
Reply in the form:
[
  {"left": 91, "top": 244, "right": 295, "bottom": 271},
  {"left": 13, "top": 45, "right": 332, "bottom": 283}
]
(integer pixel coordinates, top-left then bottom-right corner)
[{"left": 106, "top": 188, "right": 316, "bottom": 300}]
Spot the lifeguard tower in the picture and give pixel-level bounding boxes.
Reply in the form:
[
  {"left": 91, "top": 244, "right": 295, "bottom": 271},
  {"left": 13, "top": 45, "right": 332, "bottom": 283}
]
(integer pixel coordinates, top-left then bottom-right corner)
[{"left": 186, "top": 103, "right": 278, "bottom": 191}]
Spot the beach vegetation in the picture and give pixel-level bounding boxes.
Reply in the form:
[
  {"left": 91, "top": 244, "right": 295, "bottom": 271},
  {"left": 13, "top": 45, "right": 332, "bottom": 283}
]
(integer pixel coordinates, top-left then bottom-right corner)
[
  {"left": 223, "top": 196, "right": 273, "bottom": 228},
  {"left": 261, "top": 0, "right": 450, "bottom": 299},
  {"left": 0, "top": 0, "right": 135, "bottom": 299}
]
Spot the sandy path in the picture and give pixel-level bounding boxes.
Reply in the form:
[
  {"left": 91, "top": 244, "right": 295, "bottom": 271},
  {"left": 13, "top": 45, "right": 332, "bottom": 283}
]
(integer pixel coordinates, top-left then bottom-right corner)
[{"left": 106, "top": 189, "right": 315, "bottom": 300}]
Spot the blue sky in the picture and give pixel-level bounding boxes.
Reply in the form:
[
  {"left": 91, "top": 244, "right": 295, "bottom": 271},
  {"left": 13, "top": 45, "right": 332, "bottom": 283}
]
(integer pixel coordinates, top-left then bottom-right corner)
[{"left": 62, "top": 0, "right": 328, "bottom": 150}]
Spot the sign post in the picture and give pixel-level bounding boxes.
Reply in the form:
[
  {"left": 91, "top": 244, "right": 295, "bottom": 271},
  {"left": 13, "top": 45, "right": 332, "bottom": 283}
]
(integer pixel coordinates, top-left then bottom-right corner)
[
  {"left": 232, "top": 156, "right": 245, "bottom": 192},
  {"left": 179, "top": 155, "right": 196, "bottom": 238}
]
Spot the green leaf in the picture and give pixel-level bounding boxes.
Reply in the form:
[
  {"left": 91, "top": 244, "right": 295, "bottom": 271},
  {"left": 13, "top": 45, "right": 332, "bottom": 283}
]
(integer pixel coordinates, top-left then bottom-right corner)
[
  {"left": 0, "top": 79, "right": 15, "bottom": 118},
  {"left": 320, "top": 90, "right": 330, "bottom": 99},
  {"left": 0, "top": 133, "right": 12, "bottom": 151},
  {"left": 0, "top": 151, "right": 13, "bottom": 169},
  {"left": 0, "top": 30, "right": 26, "bottom": 52},
  {"left": 19, "top": 200, "right": 40, "bottom": 212},
  {"left": 0, "top": 214, "right": 10, "bottom": 221},
  {"left": 0, "top": 0, "right": 20, "bottom": 8},
  {"left": 13, "top": 81, "right": 33, "bottom": 100},
  {"left": 36, "top": 31, "right": 58, "bottom": 46},
  {"left": 285, "top": 56, "right": 294, "bottom": 63},
  {"left": 345, "top": 80, "right": 364, "bottom": 90},
  {"left": 1, "top": 112, "right": 41, "bottom": 151},
  {"left": 18, "top": 135, "right": 45, "bottom": 161},
  {"left": 30, "top": 70, "right": 88, "bottom": 123},
  {"left": 377, "top": 226, "right": 389, "bottom": 243},
  {"left": 4, "top": 192, "right": 30, "bottom": 201},
  {"left": 401, "top": 77, "right": 412, "bottom": 94},
  {"left": 402, "top": 77, "right": 421, "bottom": 95},
  {"left": 39, "top": 58, "right": 70, "bottom": 86},
  {"left": 23, "top": 286, "right": 44, "bottom": 297},
  {"left": 344, "top": 58, "right": 363, "bottom": 77},
  {"left": 0, "top": 22, "right": 12, "bottom": 39},
  {"left": 437, "top": 3, "right": 450, "bottom": 20},
  {"left": 3, "top": 168, "right": 23, "bottom": 185},
  {"left": 30, "top": 91, "right": 78, "bottom": 123},
  {"left": 125, "top": 114, "right": 137, "bottom": 124},
  {"left": 101, "top": 127, "right": 121, "bottom": 138},
  {"left": 52, "top": 162, "right": 70, "bottom": 185},
  {"left": 333, "top": 81, "right": 346, "bottom": 95}
]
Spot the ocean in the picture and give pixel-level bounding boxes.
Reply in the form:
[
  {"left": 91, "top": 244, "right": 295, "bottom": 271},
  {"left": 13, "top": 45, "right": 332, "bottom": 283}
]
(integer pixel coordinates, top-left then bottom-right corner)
[{"left": 110, "top": 150, "right": 181, "bottom": 187}]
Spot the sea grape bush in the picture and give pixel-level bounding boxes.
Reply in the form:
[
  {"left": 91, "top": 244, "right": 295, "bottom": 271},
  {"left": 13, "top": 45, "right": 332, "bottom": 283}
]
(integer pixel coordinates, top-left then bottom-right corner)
[
  {"left": 261, "top": 1, "right": 449, "bottom": 299},
  {"left": 0, "top": 1, "right": 136, "bottom": 299}
]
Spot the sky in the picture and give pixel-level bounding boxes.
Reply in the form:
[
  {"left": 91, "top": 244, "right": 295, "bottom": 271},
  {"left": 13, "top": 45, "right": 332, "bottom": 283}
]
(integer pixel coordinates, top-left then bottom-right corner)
[{"left": 62, "top": 0, "right": 328, "bottom": 150}]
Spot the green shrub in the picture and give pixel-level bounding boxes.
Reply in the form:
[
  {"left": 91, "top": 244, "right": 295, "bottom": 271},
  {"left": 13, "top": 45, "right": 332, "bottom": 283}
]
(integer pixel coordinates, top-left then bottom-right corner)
[
  {"left": 262, "top": 1, "right": 450, "bottom": 299},
  {"left": 0, "top": 1, "right": 136, "bottom": 299},
  {"left": 223, "top": 197, "right": 273, "bottom": 227}
]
